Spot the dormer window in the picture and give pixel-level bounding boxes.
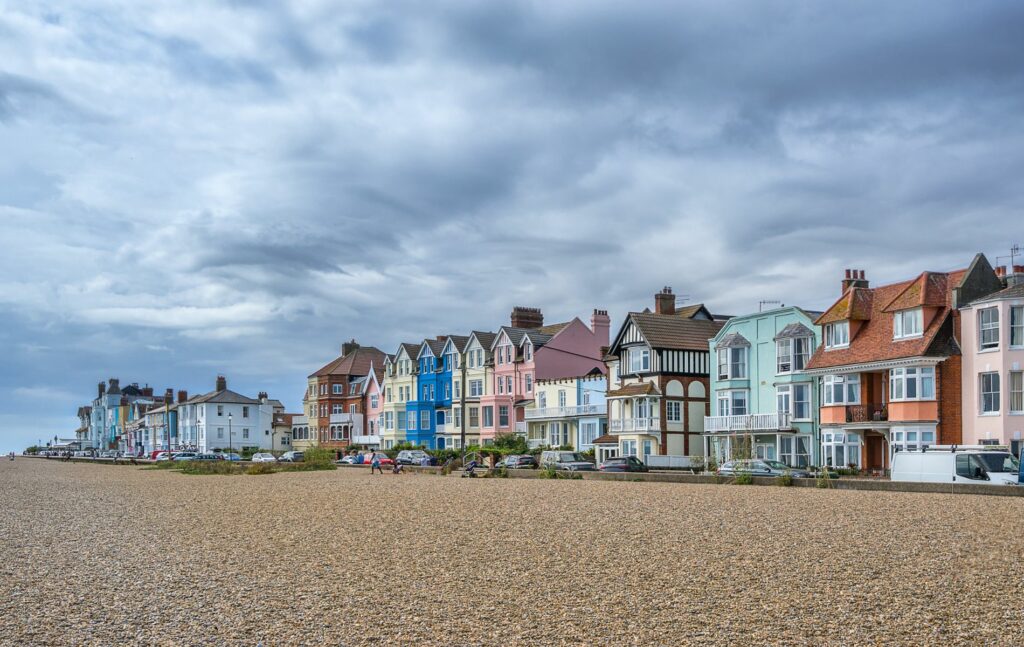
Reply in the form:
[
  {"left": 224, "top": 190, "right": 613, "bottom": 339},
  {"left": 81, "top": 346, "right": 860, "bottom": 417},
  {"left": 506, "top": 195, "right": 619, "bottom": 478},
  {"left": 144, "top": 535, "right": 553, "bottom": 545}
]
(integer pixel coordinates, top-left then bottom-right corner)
[
  {"left": 979, "top": 307, "right": 999, "bottom": 350},
  {"left": 893, "top": 308, "right": 923, "bottom": 340},
  {"left": 825, "top": 321, "right": 850, "bottom": 349},
  {"left": 627, "top": 347, "right": 651, "bottom": 373},
  {"left": 524, "top": 343, "right": 532, "bottom": 361},
  {"left": 776, "top": 337, "right": 812, "bottom": 374}
]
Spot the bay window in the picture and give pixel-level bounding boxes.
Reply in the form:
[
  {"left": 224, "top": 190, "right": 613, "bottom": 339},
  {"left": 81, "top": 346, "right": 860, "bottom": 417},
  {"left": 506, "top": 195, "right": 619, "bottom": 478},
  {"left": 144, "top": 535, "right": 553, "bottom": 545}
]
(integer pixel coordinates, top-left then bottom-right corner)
[
  {"left": 498, "top": 405, "right": 509, "bottom": 428},
  {"left": 780, "top": 436, "right": 811, "bottom": 467},
  {"left": 822, "top": 431, "right": 860, "bottom": 469},
  {"left": 891, "top": 426, "right": 936, "bottom": 454},
  {"left": 717, "top": 347, "right": 748, "bottom": 379},
  {"left": 420, "top": 410, "right": 430, "bottom": 430},
  {"left": 628, "top": 347, "right": 651, "bottom": 373},
  {"left": 893, "top": 308, "right": 923, "bottom": 339},
  {"left": 407, "top": 411, "right": 417, "bottom": 430},
  {"left": 889, "top": 367, "right": 935, "bottom": 401},
  {"left": 980, "top": 372, "right": 1000, "bottom": 414},
  {"left": 776, "top": 337, "right": 812, "bottom": 374},
  {"left": 823, "top": 374, "right": 861, "bottom": 405},
  {"left": 716, "top": 390, "right": 748, "bottom": 416},
  {"left": 825, "top": 321, "right": 850, "bottom": 349},
  {"left": 979, "top": 308, "right": 999, "bottom": 350}
]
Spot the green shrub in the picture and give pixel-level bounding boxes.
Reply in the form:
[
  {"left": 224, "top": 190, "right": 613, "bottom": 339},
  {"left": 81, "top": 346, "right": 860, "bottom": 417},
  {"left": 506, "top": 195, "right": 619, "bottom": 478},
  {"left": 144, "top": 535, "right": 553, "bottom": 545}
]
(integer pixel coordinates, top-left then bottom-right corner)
[
  {"left": 493, "top": 433, "right": 528, "bottom": 454},
  {"left": 178, "top": 460, "right": 244, "bottom": 476},
  {"left": 142, "top": 460, "right": 180, "bottom": 470},
  {"left": 537, "top": 465, "right": 558, "bottom": 479},
  {"left": 302, "top": 446, "right": 335, "bottom": 466},
  {"left": 246, "top": 462, "right": 277, "bottom": 475},
  {"left": 775, "top": 471, "right": 794, "bottom": 487},
  {"left": 733, "top": 471, "right": 753, "bottom": 485}
]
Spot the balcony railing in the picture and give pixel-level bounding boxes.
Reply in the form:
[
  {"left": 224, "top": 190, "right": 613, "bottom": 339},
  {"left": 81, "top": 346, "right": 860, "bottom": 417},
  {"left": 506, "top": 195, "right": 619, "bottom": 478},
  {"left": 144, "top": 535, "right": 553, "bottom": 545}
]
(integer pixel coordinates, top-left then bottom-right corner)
[
  {"left": 703, "top": 412, "right": 793, "bottom": 433},
  {"left": 845, "top": 404, "right": 888, "bottom": 423},
  {"left": 524, "top": 404, "right": 608, "bottom": 420},
  {"left": 352, "top": 435, "right": 380, "bottom": 445},
  {"left": 329, "top": 413, "right": 363, "bottom": 424},
  {"left": 610, "top": 418, "right": 661, "bottom": 433},
  {"left": 515, "top": 422, "right": 528, "bottom": 435},
  {"left": 435, "top": 424, "right": 448, "bottom": 435}
]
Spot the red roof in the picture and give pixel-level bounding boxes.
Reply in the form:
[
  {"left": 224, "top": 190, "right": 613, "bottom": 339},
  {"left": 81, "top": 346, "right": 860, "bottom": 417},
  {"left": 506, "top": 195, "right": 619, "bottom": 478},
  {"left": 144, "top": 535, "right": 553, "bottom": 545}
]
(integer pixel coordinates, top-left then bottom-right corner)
[
  {"left": 309, "top": 346, "right": 387, "bottom": 379},
  {"left": 806, "top": 269, "right": 966, "bottom": 370}
]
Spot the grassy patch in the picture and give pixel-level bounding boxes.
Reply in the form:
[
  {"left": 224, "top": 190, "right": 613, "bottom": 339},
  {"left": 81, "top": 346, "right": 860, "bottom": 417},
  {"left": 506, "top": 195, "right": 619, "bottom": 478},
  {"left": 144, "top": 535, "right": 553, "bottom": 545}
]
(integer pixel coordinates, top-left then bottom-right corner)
[
  {"left": 733, "top": 471, "right": 753, "bottom": 485},
  {"left": 774, "top": 471, "right": 794, "bottom": 487}
]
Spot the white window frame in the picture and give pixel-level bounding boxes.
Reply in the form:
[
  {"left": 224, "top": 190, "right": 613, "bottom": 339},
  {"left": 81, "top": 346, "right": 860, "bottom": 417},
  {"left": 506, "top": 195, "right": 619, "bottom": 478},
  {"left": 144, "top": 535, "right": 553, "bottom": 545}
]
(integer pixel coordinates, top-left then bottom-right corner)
[
  {"left": 1010, "top": 371, "right": 1023, "bottom": 414},
  {"left": 1011, "top": 306, "right": 1024, "bottom": 348},
  {"left": 718, "top": 347, "right": 748, "bottom": 380},
  {"left": 821, "top": 431, "right": 861, "bottom": 469},
  {"left": 823, "top": 374, "right": 861, "bottom": 405},
  {"left": 792, "top": 383, "right": 811, "bottom": 421},
  {"left": 628, "top": 347, "right": 651, "bottom": 374},
  {"left": 889, "top": 367, "right": 936, "bottom": 401},
  {"left": 890, "top": 426, "right": 937, "bottom": 454},
  {"left": 776, "top": 339, "right": 793, "bottom": 374},
  {"left": 470, "top": 380, "right": 483, "bottom": 397},
  {"left": 825, "top": 321, "right": 850, "bottom": 349},
  {"left": 979, "top": 307, "right": 999, "bottom": 350},
  {"left": 893, "top": 308, "right": 923, "bottom": 340},
  {"left": 407, "top": 411, "right": 417, "bottom": 430},
  {"left": 420, "top": 410, "right": 430, "bottom": 430},
  {"left": 980, "top": 372, "right": 1000, "bottom": 414},
  {"left": 333, "top": 384, "right": 342, "bottom": 395},
  {"left": 716, "top": 390, "right": 748, "bottom": 416},
  {"left": 776, "top": 385, "right": 792, "bottom": 417},
  {"left": 666, "top": 401, "right": 681, "bottom": 422}
]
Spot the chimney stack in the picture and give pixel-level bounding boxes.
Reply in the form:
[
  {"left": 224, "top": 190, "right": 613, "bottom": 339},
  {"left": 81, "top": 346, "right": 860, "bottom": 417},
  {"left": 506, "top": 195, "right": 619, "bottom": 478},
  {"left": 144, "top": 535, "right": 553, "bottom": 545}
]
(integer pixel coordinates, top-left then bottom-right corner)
[
  {"left": 591, "top": 309, "right": 611, "bottom": 345},
  {"left": 141, "top": 386, "right": 154, "bottom": 397},
  {"left": 1008, "top": 265, "right": 1024, "bottom": 287},
  {"left": 164, "top": 388, "right": 173, "bottom": 404},
  {"left": 258, "top": 391, "right": 268, "bottom": 403},
  {"left": 98, "top": 382, "right": 106, "bottom": 398},
  {"left": 341, "top": 339, "right": 360, "bottom": 356},
  {"left": 215, "top": 375, "right": 227, "bottom": 392},
  {"left": 177, "top": 390, "right": 188, "bottom": 404},
  {"left": 996, "top": 265, "right": 1007, "bottom": 279},
  {"left": 510, "top": 306, "right": 544, "bottom": 329},
  {"left": 842, "top": 269, "right": 869, "bottom": 292},
  {"left": 107, "top": 378, "right": 121, "bottom": 395},
  {"left": 654, "top": 287, "right": 675, "bottom": 315}
]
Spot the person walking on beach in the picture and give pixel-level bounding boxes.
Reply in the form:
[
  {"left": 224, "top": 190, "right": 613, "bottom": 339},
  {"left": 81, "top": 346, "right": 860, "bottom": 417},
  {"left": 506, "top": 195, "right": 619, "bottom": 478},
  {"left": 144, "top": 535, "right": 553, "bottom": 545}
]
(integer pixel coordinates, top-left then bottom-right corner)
[{"left": 370, "top": 454, "right": 383, "bottom": 475}]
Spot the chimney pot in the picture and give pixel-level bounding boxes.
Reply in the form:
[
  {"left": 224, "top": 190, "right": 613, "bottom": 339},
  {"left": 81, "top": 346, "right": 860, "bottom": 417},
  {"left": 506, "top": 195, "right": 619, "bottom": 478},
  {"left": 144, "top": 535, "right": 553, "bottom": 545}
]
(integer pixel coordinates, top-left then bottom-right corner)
[
  {"left": 510, "top": 306, "right": 544, "bottom": 329},
  {"left": 177, "top": 390, "right": 188, "bottom": 404},
  {"left": 216, "top": 375, "right": 227, "bottom": 392},
  {"left": 341, "top": 340, "right": 360, "bottom": 356},
  {"left": 98, "top": 382, "right": 106, "bottom": 398},
  {"left": 845, "top": 269, "right": 851, "bottom": 279},
  {"left": 995, "top": 266, "right": 1007, "bottom": 277}
]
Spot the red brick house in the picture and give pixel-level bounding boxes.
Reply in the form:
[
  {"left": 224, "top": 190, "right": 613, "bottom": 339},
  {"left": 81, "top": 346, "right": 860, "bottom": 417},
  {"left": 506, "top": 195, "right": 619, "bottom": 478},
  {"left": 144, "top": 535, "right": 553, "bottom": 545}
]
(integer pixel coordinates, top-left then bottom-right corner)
[
  {"left": 305, "top": 340, "right": 387, "bottom": 454},
  {"left": 804, "top": 255, "right": 1001, "bottom": 472}
]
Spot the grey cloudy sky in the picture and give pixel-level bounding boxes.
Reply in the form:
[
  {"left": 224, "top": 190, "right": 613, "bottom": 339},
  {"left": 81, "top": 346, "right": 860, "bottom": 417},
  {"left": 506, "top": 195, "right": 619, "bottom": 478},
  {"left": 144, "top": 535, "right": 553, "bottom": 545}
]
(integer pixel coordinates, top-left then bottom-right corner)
[{"left": 2, "top": 1, "right": 1023, "bottom": 451}]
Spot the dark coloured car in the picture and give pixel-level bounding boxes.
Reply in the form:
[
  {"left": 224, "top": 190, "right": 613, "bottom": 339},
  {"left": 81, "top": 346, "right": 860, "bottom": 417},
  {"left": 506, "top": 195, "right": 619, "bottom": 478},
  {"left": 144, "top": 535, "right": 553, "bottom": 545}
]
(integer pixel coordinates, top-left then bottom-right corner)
[
  {"left": 497, "top": 454, "right": 538, "bottom": 469},
  {"left": 599, "top": 456, "right": 650, "bottom": 472}
]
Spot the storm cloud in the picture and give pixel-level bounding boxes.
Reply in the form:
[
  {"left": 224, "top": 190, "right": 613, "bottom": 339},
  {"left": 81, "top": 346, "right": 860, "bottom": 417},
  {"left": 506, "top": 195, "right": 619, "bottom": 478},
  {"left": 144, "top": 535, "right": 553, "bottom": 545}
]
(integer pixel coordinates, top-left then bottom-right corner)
[{"left": 2, "top": 0, "right": 1023, "bottom": 450}]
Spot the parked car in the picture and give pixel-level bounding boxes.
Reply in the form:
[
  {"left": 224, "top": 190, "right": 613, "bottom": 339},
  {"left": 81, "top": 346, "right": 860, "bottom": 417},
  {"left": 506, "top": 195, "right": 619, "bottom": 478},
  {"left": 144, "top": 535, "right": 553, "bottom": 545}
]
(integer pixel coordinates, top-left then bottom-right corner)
[
  {"left": 189, "top": 453, "right": 221, "bottom": 461},
  {"left": 368, "top": 452, "right": 394, "bottom": 466},
  {"left": 219, "top": 452, "right": 242, "bottom": 462},
  {"left": 540, "top": 450, "right": 597, "bottom": 472},
  {"left": 396, "top": 450, "right": 430, "bottom": 465},
  {"left": 156, "top": 452, "right": 176, "bottom": 462},
  {"left": 599, "top": 456, "right": 650, "bottom": 472},
  {"left": 279, "top": 451, "right": 304, "bottom": 462},
  {"left": 171, "top": 452, "right": 199, "bottom": 462},
  {"left": 337, "top": 455, "right": 360, "bottom": 465},
  {"left": 717, "top": 460, "right": 814, "bottom": 478},
  {"left": 891, "top": 446, "right": 1020, "bottom": 485},
  {"left": 496, "top": 454, "right": 538, "bottom": 469},
  {"left": 251, "top": 453, "right": 277, "bottom": 463}
]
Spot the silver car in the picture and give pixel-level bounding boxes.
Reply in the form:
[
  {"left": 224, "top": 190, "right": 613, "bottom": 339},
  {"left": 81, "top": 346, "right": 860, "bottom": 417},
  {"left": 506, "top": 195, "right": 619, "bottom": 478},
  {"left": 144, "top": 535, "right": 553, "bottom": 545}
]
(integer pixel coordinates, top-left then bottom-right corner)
[{"left": 717, "top": 459, "right": 813, "bottom": 478}]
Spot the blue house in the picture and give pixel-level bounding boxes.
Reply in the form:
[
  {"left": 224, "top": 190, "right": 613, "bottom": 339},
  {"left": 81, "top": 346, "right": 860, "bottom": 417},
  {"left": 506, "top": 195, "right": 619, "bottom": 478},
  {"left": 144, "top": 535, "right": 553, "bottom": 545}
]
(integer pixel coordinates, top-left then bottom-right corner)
[
  {"left": 407, "top": 337, "right": 451, "bottom": 449},
  {"left": 704, "top": 306, "right": 823, "bottom": 467}
]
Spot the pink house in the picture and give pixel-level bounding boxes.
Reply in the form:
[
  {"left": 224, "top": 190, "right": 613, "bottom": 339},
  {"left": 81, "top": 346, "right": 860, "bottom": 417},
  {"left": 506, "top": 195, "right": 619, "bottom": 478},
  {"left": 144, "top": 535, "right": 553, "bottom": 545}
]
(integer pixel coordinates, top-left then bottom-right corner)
[
  {"left": 960, "top": 265, "right": 1024, "bottom": 454},
  {"left": 478, "top": 306, "right": 610, "bottom": 443},
  {"left": 358, "top": 363, "right": 385, "bottom": 449}
]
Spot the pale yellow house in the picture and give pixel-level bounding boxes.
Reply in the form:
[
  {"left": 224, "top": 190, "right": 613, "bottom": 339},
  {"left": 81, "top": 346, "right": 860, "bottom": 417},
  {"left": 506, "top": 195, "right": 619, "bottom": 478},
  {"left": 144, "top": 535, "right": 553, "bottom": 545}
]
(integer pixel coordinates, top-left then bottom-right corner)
[{"left": 380, "top": 344, "right": 418, "bottom": 449}]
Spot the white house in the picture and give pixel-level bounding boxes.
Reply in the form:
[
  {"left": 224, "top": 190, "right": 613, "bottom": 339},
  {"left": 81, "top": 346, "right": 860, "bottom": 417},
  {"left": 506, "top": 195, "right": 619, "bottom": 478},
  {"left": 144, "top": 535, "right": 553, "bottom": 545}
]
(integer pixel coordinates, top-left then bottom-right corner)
[{"left": 176, "top": 376, "right": 280, "bottom": 453}]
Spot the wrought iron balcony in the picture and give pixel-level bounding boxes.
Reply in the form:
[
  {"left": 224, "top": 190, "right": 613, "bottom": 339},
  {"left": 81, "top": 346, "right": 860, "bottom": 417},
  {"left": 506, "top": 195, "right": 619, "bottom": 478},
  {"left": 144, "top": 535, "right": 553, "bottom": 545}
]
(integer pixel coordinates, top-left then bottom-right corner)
[{"left": 845, "top": 404, "right": 888, "bottom": 423}]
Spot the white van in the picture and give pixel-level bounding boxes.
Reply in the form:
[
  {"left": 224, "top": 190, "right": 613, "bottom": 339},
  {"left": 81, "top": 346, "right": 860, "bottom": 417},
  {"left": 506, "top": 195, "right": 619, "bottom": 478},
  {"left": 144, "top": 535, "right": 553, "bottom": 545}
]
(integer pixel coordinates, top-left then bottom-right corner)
[{"left": 891, "top": 446, "right": 1020, "bottom": 485}]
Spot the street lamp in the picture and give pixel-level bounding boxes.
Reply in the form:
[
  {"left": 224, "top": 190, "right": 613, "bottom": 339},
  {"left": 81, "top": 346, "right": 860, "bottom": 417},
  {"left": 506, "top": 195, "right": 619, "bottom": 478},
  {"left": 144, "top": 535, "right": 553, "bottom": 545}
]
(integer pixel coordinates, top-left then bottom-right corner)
[
  {"left": 228, "top": 413, "right": 233, "bottom": 454},
  {"left": 270, "top": 429, "right": 276, "bottom": 455}
]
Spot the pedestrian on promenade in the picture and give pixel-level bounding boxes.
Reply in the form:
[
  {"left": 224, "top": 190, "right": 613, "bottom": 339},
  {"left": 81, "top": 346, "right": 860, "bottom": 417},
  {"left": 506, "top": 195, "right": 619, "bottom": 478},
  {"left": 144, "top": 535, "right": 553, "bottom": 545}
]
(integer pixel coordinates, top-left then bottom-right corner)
[{"left": 371, "top": 454, "right": 382, "bottom": 475}]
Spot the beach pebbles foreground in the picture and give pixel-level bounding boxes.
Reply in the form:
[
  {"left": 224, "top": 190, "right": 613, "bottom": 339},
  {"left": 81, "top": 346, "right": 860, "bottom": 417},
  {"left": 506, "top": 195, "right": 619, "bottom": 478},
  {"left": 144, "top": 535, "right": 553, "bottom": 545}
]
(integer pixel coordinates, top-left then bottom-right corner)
[{"left": 2, "top": 459, "right": 1023, "bottom": 646}]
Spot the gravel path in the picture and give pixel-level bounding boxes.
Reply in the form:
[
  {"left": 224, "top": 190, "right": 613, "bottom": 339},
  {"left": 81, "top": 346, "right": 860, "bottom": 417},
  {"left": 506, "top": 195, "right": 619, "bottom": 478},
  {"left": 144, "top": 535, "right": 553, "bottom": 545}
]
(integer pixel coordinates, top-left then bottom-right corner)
[{"left": 2, "top": 459, "right": 1024, "bottom": 646}]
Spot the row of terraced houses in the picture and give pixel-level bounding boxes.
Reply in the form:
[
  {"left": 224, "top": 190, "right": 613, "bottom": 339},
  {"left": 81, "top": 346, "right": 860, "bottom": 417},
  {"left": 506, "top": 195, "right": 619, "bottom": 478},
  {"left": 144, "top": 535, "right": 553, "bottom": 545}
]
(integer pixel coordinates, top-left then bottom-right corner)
[{"left": 74, "top": 253, "right": 1024, "bottom": 470}]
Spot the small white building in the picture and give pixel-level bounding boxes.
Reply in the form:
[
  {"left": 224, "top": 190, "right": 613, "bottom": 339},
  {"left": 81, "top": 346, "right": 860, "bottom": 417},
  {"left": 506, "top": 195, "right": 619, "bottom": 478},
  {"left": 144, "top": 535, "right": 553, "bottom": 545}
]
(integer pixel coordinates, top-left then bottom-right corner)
[{"left": 176, "top": 376, "right": 280, "bottom": 453}]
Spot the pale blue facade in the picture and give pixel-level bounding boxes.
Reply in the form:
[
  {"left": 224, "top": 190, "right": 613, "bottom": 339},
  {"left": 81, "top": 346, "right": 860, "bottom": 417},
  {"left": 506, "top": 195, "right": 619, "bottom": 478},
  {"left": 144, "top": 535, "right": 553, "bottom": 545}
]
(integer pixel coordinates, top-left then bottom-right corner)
[{"left": 705, "top": 307, "right": 822, "bottom": 467}]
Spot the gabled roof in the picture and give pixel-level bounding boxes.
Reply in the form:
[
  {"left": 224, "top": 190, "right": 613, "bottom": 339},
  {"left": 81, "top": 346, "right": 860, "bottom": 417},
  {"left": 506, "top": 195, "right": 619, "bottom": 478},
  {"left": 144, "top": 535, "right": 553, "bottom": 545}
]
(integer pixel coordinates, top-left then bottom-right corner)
[
  {"left": 395, "top": 343, "right": 420, "bottom": 361},
  {"left": 806, "top": 266, "right": 974, "bottom": 371},
  {"left": 467, "top": 331, "right": 497, "bottom": 351},
  {"left": 965, "top": 281, "right": 1024, "bottom": 306},
  {"left": 442, "top": 335, "right": 470, "bottom": 354},
  {"left": 536, "top": 321, "right": 572, "bottom": 335},
  {"left": 617, "top": 312, "right": 724, "bottom": 352},
  {"left": 492, "top": 326, "right": 530, "bottom": 350},
  {"left": 675, "top": 303, "right": 713, "bottom": 320},
  {"left": 310, "top": 346, "right": 388, "bottom": 379},
  {"left": 816, "top": 288, "right": 874, "bottom": 325},
  {"left": 607, "top": 382, "right": 661, "bottom": 398},
  {"left": 521, "top": 330, "right": 554, "bottom": 348},
  {"left": 190, "top": 389, "right": 261, "bottom": 405}
]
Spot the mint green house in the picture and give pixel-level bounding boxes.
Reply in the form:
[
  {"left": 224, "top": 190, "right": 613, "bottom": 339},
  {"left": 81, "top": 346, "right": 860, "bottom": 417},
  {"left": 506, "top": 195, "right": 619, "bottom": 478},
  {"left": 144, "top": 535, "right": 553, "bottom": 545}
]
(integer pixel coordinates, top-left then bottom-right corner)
[{"left": 704, "top": 306, "right": 822, "bottom": 467}]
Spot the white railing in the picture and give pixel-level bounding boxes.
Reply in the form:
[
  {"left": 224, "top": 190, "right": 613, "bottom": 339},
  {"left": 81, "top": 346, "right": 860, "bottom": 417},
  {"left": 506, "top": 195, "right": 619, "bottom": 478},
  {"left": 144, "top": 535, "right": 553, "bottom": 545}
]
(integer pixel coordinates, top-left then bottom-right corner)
[
  {"left": 515, "top": 422, "right": 528, "bottom": 435},
  {"left": 352, "top": 434, "right": 380, "bottom": 445},
  {"left": 527, "top": 438, "right": 545, "bottom": 449},
  {"left": 610, "top": 418, "right": 661, "bottom": 433},
  {"left": 330, "top": 413, "right": 363, "bottom": 424},
  {"left": 524, "top": 403, "right": 608, "bottom": 420},
  {"left": 435, "top": 424, "right": 448, "bottom": 435},
  {"left": 703, "top": 412, "right": 792, "bottom": 433}
]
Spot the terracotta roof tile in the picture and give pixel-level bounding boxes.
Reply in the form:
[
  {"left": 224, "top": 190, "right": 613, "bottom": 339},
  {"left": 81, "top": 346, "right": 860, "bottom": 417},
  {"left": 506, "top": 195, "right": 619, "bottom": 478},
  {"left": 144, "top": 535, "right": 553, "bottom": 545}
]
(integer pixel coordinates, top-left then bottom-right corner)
[{"left": 310, "top": 346, "right": 388, "bottom": 379}]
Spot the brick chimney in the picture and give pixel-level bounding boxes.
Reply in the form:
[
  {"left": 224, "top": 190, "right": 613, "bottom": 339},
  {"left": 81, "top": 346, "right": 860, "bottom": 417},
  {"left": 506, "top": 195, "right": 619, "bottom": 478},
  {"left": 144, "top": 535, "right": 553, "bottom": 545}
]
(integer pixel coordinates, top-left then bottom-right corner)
[
  {"left": 215, "top": 375, "right": 227, "bottom": 392},
  {"left": 98, "top": 382, "right": 106, "bottom": 398},
  {"left": 164, "top": 388, "right": 173, "bottom": 404},
  {"left": 177, "top": 390, "right": 188, "bottom": 404},
  {"left": 654, "top": 287, "right": 675, "bottom": 315},
  {"left": 1008, "top": 265, "right": 1024, "bottom": 287},
  {"left": 510, "top": 306, "right": 544, "bottom": 329},
  {"left": 591, "top": 309, "right": 611, "bottom": 345},
  {"left": 842, "top": 269, "right": 869, "bottom": 292},
  {"left": 107, "top": 378, "right": 121, "bottom": 395},
  {"left": 341, "top": 339, "right": 360, "bottom": 356},
  {"left": 141, "top": 386, "right": 154, "bottom": 397}
]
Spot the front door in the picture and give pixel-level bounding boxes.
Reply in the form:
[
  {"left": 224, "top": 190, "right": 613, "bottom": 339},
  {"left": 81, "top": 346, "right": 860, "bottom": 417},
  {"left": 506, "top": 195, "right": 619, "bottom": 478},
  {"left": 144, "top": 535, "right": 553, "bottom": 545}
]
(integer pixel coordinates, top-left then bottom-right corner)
[
  {"left": 866, "top": 435, "right": 885, "bottom": 470},
  {"left": 755, "top": 443, "right": 776, "bottom": 460}
]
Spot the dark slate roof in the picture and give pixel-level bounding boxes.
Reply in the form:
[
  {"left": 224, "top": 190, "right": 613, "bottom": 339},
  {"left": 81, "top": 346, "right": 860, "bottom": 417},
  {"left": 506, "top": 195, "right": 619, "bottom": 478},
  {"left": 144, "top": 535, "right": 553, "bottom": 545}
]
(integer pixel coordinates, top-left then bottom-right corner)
[
  {"left": 497, "top": 326, "right": 531, "bottom": 347},
  {"left": 398, "top": 343, "right": 420, "bottom": 359},
  {"left": 470, "top": 331, "right": 497, "bottom": 352},
  {"left": 523, "top": 330, "right": 554, "bottom": 347},
  {"left": 629, "top": 313, "right": 724, "bottom": 351},
  {"left": 716, "top": 332, "right": 750, "bottom": 349},
  {"left": 967, "top": 281, "right": 1024, "bottom": 305},
  {"left": 190, "top": 389, "right": 260, "bottom": 405},
  {"left": 425, "top": 337, "right": 448, "bottom": 357},
  {"left": 774, "top": 323, "right": 815, "bottom": 341},
  {"left": 447, "top": 335, "right": 470, "bottom": 353}
]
